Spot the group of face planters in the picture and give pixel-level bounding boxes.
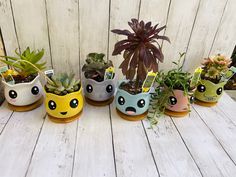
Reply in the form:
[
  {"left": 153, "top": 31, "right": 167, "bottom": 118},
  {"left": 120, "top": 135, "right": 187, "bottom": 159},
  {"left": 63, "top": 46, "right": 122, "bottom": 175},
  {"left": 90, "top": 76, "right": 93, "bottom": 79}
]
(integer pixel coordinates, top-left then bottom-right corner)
[{"left": 0, "top": 19, "right": 235, "bottom": 124}]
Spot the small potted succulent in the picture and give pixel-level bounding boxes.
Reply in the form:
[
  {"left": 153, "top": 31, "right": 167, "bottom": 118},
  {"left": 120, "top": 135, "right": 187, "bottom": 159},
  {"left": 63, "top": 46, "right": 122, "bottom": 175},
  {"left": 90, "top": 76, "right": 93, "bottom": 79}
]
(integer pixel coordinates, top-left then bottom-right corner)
[
  {"left": 148, "top": 53, "right": 195, "bottom": 124},
  {"left": 82, "top": 53, "right": 116, "bottom": 106},
  {"left": 0, "top": 47, "right": 46, "bottom": 111},
  {"left": 111, "top": 18, "right": 170, "bottom": 121},
  {"left": 195, "top": 54, "right": 232, "bottom": 106},
  {"left": 45, "top": 73, "right": 83, "bottom": 123}
]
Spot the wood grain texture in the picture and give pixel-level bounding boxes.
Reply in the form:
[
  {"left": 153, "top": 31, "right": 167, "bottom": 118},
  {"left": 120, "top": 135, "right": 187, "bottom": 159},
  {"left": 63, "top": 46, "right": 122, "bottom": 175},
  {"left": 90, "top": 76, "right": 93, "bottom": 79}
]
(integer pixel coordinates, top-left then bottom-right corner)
[
  {"left": 172, "top": 108, "right": 236, "bottom": 177},
  {"left": 72, "top": 103, "right": 116, "bottom": 177},
  {"left": 183, "top": 0, "right": 228, "bottom": 72},
  {"left": 108, "top": 0, "right": 140, "bottom": 78},
  {"left": 0, "top": 101, "right": 13, "bottom": 124},
  {"left": 10, "top": 0, "right": 52, "bottom": 67},
  {"left": 25, "top": 117, "right": 77, "bottom": 177},
  {"left": 160, "top": 0, "right": 200, "bottom": 71},
  {"left": 0, "top": 0, "right": 19, "bottom": 56},
  {"left": 45, "top": 0, "right": 80, "bottom": 75},
  {"left": 0, "top": 104, "right": 46, "bottom": 177},
  {"left": 209, "top": 0, "right": 236, "bottom": 57},
  {"left": 142, "top": 117, "right": 202, "bottom": 177},
  {"left": 110, "top": 102, "right": 158, "bottom": 177}
]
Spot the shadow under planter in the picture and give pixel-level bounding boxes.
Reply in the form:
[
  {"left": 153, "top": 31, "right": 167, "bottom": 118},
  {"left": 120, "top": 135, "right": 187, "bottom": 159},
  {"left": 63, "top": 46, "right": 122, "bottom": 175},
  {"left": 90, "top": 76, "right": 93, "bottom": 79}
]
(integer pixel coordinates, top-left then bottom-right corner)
[
  {"left": 2, "top": 74, "right": 44, "bottom": 111},
  {"left": 45, "top": 87, "right": 84, "bottom": 123},
  {"left": 195, "top": 79, "right": 226, "bottom": 107},
  {"left": 83, "top": 75, "right": 116, "bottom": 106},
  {"left": 115, "top": 83, "right": 150, "bottom": 121}
]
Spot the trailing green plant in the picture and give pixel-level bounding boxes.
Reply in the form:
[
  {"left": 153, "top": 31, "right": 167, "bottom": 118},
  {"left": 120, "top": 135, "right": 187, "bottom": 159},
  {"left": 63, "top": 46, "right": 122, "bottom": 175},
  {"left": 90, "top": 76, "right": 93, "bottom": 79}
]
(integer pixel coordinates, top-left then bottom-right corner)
[
  {"left": 45, "top": 73, "right": 80, "bottom": 95},
  {"left": 0, "top": 47, "right": 46, "bottom": 78},
  {"left": 82, "top": 53, "right": 113, "bottom": 81},
  {"left": 111, "top": 18, "right": 170, "bottom": 93},
  {"left": 147, "top": 53, "right": 192, "bottom": 127},
  {"left": 201, "top": 54, "right": 231, "bottom": 83}
]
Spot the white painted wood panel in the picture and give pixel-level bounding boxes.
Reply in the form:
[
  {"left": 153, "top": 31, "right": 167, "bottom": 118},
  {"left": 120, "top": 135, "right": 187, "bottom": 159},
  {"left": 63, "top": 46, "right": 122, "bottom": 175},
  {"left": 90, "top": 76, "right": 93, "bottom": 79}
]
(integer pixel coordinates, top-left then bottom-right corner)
[
  {"left": 0, "top": 105, "right": 45, "bottom": 177},
  {"left": 0, "top": 101, "right": 13, "bottom": 124},
  {"left": 0, "top": 123, "right": 4, "bottom": 133},
  {"left": 142, "top": 118, "right": 202, "bottom": 177},
  {"left": 110, "top": 102, "right": 158, "bottom": 177},
  {"left": 209, "top": 0, "right": 236, "bottom": 57},
  {"left": 46, "top": 0, "right": 80, "bottom": 75},
  {"left": 72, "top": 104, "right": 116, "bottom": 177},
  {"left": 0, "top": 0, "right": 19, "bottom": 56},
  {"left": 10, "top": 0, "right": 52, "bottom": 67},
  {"left": 26, "top": 117, "right": 77, "bottom": 177},
  {"left": 108, "top": 0, "right": 140, "bottom": 78},
  {"left": 183, "top": 0, "right": 228, "bottom": 72},
  {"left": 160, "top": 0, "right": 200, "bottom": 71},
  {"left": 172, "top": 109, "right": 236, "bottom": 177}
]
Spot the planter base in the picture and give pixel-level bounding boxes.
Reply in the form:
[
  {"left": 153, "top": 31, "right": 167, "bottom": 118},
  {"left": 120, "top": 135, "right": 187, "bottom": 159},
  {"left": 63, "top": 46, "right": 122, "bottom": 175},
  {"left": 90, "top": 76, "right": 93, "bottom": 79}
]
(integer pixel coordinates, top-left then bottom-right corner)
[
  {"left": 195, "top": 99, "right": 217, "bottom": 107},
  {"left": 164, "top": 109, "right": 189, "bottom": 117},
  {"left": 85, "top": 96, "right": 114, "bottom": 106},
  {"left": 48, "top": 110, "right": 83, "bottom": 123},
  {"left": 8, "top": 96, "right": 44, "bottom": 112},
  {"left": 116, "top": 108, "right": 147, "bottom": 121}
]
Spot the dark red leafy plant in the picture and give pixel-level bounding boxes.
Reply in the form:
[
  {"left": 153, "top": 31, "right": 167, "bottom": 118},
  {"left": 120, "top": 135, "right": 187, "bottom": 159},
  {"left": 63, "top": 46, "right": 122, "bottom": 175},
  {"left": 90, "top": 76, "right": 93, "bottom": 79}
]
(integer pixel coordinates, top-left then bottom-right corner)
[{"left": 112, "top": 18, "right": 170, "bottom": 85}]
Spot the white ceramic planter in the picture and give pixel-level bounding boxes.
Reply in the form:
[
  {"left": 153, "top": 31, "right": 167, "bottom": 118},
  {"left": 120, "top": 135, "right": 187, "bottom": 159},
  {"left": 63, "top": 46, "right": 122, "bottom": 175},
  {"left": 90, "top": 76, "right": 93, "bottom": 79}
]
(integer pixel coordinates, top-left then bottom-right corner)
[
  {"left": 83, "top": 75, "right": 117, "bottom": 102},
  {"left": 0, "top": 78, "right": 4, "bottom": 105},
  {"left": 2, "top": 74, "right": 43, "bottom": 106}
]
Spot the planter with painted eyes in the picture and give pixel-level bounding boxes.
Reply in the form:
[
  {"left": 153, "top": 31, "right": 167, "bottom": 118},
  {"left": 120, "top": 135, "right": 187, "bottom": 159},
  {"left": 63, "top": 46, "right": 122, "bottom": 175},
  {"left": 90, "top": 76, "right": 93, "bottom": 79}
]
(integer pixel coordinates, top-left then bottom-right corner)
[
  {"left": 115, "top": 84, "right": 150, "bottom": 121},
  {"left": 45, "top": 87, "right": 84, "bottom": 123},
  {"left": 195, "top": 79, "right": 226, "bottom": 105},
  {"left": 2, "top": 74, "right": 43, "bottom": 108},
  {"left": 0, "top": 78, "right": 4, "bottom": 105},
  {"left": 165, "top": 89, "right": 194, "bottom": 115},
  {"left": 83, "top": 75, "right": 116, "bottom": 105}
]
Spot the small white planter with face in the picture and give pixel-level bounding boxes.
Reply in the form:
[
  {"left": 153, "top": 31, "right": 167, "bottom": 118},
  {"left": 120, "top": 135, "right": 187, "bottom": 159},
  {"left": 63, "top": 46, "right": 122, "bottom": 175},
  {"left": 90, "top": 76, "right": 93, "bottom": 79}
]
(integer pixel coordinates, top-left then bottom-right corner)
[
  {"left": 2, "top": 74, "right": 43, "bottom": 106},
  {"left": 83, "top": 75, "right": 117, "bottom": 102}
]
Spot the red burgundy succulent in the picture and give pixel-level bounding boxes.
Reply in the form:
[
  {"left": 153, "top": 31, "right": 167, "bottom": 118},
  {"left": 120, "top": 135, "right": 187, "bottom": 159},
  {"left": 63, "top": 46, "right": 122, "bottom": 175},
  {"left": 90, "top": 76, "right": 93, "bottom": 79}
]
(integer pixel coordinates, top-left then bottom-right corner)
[{"left": 112, "top": 18, "right": 170, "bottom": 82}]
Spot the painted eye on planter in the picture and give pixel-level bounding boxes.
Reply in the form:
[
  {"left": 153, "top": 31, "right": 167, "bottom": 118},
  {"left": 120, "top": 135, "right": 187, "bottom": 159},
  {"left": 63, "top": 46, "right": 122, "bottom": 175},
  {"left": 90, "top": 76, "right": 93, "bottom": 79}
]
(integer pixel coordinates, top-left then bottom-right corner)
[
  {"left": 31, "top": 86, "right": 39, "bottom": 95},
  {"left": 118, "top": 96, "right": 125, "bottom": 105},
  {"left": 137, "top": 99, "right": 145, "bottom": 108},
  {"left": 190, "top": 96, "right": 195, "bottom": 104},
  {"left": 197, "top": 84, "right": 206, "bottom": 92},
  {"left": 216, "top": 87, "right": 223, "bottom": 95},
  {"left": 106, "top": 85, "right": 113, "bottom": 93},
  {"left": 9, "top": 90, "right": 17, "bottom": 99},
  {"left": 48, "top": 100, "right": 56, "bottom": 110},
  {"left": 86, "top": 84, "right": 93, "bottom": 93},
  {"left": 70, "top": 98, "right": 79, "bottom": 108},
  {"left": 169, "top": 96, "right": 177, "bottom": 105}
]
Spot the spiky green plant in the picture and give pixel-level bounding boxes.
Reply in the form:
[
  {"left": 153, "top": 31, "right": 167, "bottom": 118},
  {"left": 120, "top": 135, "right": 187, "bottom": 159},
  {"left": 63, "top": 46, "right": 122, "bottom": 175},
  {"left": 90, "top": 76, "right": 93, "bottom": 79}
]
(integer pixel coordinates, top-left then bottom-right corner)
[
  {"left": 82, "top": 53, "right": 113, "bottom": 81},
  {"left": 45, "top": 73, "right": 80, "bottom": 95},
  {"left": 0, "top": 47, "right": 46, "bottom": 77}
]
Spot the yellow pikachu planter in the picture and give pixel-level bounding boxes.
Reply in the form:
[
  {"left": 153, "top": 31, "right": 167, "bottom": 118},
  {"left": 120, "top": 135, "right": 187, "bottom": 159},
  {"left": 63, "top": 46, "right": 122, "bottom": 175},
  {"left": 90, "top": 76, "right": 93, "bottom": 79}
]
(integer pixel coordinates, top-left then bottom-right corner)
[{"left": 45, "top": 87, "right": 84, "bottom": 123}]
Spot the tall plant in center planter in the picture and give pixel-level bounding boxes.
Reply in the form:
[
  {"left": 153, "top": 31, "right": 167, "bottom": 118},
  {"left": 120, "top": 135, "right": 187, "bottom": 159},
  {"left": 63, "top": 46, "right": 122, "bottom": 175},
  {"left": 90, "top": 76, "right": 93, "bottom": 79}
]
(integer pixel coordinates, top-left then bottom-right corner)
[{"left": 112, "top": 18, "right": 170, "bottom": 121}]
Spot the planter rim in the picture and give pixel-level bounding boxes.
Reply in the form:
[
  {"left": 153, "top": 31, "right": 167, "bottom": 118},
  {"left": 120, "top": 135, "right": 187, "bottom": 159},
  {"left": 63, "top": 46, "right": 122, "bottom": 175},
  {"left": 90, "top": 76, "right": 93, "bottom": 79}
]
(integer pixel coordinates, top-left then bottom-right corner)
[
  {"left": 200, "top": 78, "right": 226, "bottom": 86},
  {"left": 2, "top": 74, "right": 40, "bottom": 87},
  {"left": 83, "top": 73, "right": 117, "bottom": 85},
  {"left": 45, "top": 85, "right": 82, "bottom": 98}
]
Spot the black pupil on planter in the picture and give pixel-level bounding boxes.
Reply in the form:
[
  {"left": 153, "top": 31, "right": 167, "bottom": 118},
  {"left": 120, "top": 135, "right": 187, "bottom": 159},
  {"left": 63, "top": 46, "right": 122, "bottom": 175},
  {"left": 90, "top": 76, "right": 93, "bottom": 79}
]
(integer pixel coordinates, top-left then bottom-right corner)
[
  {"left": 197, "top": 84, "right": 206, "bottom": 92},
  {"left": 9, "top": 90, "right": 17, "bottom": 99},
  {"left": 169, "top": 96, "right": 177, "bottom": 105},
  {"left": 86, "top": 84, "right": 93, "bottom": 93},
  {"left": 190, "top": 96, "right": 195, "bottom": 103},
  {"left": 118, "top": 96, "right": 125, "bottom": 105},
  {"left": 137, "top": 99, "right": 145, "bottom": 108},
  {"left": 31, "top": 86, "right": 39, "bottom": 95},
  {"left": 106, "top": 85, "right": 113, "bottom": 93},
  {"left": 216, "top": 87, "right": 223, "bottom": 95},
  {"left": 70, "top": 99, "right": 78, "bottom": 108},
  {"left": 48, "top": 100, "right": 56, "bottom": 110}
]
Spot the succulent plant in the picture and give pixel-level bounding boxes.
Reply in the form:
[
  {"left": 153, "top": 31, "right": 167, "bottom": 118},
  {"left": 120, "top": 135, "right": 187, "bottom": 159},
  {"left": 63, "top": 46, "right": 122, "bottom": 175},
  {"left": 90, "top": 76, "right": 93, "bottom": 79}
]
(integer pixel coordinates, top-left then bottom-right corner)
[
  {"left": 112, "top": 18, "right": 170, "bottom": 85},
  {"left": 82, "top": 53, "right": 113, "bottom": 81},
  {"left": 201, "top": 54, "right": 231, "bottom": 83},
  {"left": 45, "top": 73, "right": 80, "bottom": 95},
  {"left": 0, "top": 47, "right": 46, "bottom": 78}
]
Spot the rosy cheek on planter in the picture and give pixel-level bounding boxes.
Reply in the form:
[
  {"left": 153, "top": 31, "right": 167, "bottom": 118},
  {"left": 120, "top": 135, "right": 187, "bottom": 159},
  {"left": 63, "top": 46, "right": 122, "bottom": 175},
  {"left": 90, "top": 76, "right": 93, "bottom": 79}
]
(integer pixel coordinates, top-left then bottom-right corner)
[{"left": 166, "top": 90, "right": 189, "bottom": 112}]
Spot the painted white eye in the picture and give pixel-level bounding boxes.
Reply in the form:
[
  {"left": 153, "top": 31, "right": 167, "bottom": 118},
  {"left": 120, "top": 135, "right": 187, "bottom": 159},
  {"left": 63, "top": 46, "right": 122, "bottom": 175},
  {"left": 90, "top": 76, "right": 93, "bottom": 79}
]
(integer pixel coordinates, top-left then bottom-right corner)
[{"left": 9, "top": 90, "right": 17, "bottom": 99}]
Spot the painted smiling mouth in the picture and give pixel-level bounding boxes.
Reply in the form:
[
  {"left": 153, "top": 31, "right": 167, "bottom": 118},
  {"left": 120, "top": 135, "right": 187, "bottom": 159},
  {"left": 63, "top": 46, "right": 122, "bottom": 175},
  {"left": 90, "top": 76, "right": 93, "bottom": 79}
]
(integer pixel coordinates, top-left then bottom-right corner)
[
  {"left": 60, "top": 112, "right": 68, "bottom": 115},
  {"left": 125, "top": 107, "right": 136, "bottom": 115}
]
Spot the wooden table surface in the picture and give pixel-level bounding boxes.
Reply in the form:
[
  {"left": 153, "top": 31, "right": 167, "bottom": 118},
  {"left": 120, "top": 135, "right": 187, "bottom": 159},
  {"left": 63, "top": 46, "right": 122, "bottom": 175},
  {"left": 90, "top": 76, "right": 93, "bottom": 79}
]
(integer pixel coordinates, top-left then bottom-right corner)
[{"left": 0, "top": 93, "right": 236, "bottom": 177}]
